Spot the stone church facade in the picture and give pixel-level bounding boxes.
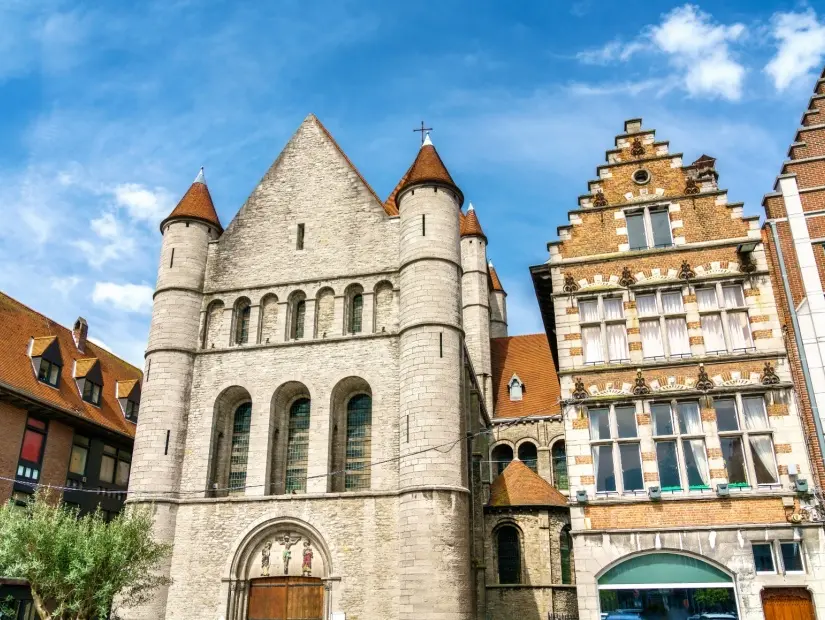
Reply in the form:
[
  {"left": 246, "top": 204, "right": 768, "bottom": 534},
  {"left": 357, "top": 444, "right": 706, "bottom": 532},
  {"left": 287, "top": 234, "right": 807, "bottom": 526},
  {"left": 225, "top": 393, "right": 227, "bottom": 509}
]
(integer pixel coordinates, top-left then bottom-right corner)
[{"left": 126, "top": 116, "right": 573, "bottom": 620}]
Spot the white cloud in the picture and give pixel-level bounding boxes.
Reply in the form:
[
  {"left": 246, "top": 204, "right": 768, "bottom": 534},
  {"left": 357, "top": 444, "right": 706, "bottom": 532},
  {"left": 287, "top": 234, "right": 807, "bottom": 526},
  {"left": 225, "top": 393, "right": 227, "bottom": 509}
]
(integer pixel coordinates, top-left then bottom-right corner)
[
  {"left": 576, "top": 4, "right": 747, "bottom": 101},
  {"left": 51, "top": 275, "right": 81, "bottom": 296},
  {"left": 566, "top": 79, "right": 668, "bottom": 98},
  {"left": 113, "top": 183, "right": 173, "bottom": 223},
  {"left": 92, "top": 282, "right": 154, "bottom": 313},
  {"left": 73, "top": 212, "right": 137, "bottom": 268},
  {"left": 765, "top": 9, "right": 825, "bottom": 92}
]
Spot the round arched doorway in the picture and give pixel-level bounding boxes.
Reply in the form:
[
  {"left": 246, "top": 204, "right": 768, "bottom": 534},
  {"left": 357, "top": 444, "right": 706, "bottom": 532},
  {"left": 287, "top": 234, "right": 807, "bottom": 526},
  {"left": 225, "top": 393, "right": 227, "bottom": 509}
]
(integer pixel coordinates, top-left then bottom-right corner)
[{"left": 598, "top": 553, "right": 736, "bottom": 620}]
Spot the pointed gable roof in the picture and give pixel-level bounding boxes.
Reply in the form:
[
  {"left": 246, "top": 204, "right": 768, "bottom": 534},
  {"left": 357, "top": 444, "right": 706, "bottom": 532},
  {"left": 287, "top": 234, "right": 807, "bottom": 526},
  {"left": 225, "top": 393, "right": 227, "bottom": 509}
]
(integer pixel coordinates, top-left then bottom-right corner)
[
  {"left": 397, "top": 134, "right": 463, "bottom": 206},
  {"left": 460, "top": 203, "right": 486, "bottom": 240},
  {"left": 161, "top": 168, "right": 223, "bottom": 233},
  {"left": 488, "top": 262, "right": 505, "bottom": 292},
  {"left": 488, "top": 460, "right": 568, "bottom": 507}
]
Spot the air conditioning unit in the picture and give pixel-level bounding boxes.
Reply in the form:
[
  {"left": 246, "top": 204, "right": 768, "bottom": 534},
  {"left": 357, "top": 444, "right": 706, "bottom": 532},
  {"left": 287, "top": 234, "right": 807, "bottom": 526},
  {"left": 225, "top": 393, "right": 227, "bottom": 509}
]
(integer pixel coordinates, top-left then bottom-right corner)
[
  {"left": 716, "top": 483, "right": 730, "bottom": 497},
  {"left": 576, "top": 489, "right": 588, "bottom": 503},
  {"left": 794, "top": 479, "right": 809, "bottom": 493},
  {"left": 648, "top": 486, "right": 662, "bottom": 500}
]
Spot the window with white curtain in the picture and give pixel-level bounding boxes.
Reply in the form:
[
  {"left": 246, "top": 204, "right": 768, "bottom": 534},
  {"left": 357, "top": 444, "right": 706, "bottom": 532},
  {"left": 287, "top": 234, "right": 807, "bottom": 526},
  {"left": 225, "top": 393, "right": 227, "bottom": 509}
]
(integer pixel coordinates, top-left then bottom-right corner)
[
  {"left": 578, "top": 296, "right": 628, "bottom": 364},
  {"left": 588, "top": 405, "right": 643, "bottom": 494},
  {"left": 651, "top": 400, "right": 711, "bottom": 491},
  {"left": 714, "top": 394, "right": 778, "bottom": 488},
  {"left": 625, "top": 206, "right": 673, "bottom": 250},
  {"left": 697, "top": 283, "right": 753, "bottom": 354},
  {"left": 636, "top": 289, "right": 691, "bottom": 360}
]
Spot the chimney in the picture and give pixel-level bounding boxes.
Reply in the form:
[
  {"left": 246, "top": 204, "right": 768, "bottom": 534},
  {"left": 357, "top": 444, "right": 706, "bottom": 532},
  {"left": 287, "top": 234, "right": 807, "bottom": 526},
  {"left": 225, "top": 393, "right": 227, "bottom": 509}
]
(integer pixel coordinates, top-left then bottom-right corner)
[{"left": 73, "top": 317, "right": 88, "bottom": 352}]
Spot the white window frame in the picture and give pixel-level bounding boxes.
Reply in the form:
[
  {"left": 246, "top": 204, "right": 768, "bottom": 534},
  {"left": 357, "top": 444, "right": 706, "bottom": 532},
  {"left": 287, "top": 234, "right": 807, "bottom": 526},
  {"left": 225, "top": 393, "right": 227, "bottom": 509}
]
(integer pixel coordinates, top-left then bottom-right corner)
[
  {"left": 715, "top": 394, "right": 779, "bottom": 489},
  {"left": 634, "top": 287, "right": 692, "bottom": 361},
  {"left": 588, "top": 403, "right": 644, "bottom": 495},
  {"left": 578, "top": 294, "right": 629, "bottom": 365},
  {"left": 696, "top": 282, "right": 753, "bottom": 355},
  {"left": 624, "top": 205, "right": 673, "bottom": 251},
  {"left": 650, "top": 399, "right": 711, "bottom": 493},
  {"left": 779, "top": 541, "right": 806, "bottom": 574},
  {"left": 751, "top": 542, "right": 777, "bottom": 575}
]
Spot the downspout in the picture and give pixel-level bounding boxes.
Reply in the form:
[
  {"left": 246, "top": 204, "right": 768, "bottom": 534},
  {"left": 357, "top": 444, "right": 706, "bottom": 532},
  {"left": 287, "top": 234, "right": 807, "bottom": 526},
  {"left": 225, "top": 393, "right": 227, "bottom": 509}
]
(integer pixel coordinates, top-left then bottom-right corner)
[{"left": 767, "top": 220, "right": 825, "bottom": 478}]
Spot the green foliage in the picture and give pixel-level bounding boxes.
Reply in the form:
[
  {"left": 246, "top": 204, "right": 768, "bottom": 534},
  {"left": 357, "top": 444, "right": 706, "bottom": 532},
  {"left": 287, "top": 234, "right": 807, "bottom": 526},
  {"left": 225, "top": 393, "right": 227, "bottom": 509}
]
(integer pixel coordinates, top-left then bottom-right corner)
[
  {"left": 0, "top": 490, "right": 171, "bottom": 620},
  {"left": 694, "top": 588, "right": 732, "bottom": 610}
]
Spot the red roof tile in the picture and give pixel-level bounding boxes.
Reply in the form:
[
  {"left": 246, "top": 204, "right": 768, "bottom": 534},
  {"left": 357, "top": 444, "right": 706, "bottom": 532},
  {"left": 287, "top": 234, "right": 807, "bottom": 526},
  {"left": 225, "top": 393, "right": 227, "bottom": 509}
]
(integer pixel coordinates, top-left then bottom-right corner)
[
  {"left": 488, "top": 460, "right": 568, "bottom": 507},
  {"left": 397, "top": 143, "right": 463, "bottom": 206},
  {"left": 490, "top": 334, "right": 561, "bottom": 419},
  {"left": 161, "top": 176, "right": 223, "bottom": 233},
  {"left": 0, "top": 292, "right": 141, "bottom": 438},
  {"left": 460, "top": 207, "right": 485, "bottom": 239},
  {"left": 489, "top": 264, "right": 505, "bottom": 292},
  {"left": 383, "top": 166, "right": 410, "bottom": 216}
]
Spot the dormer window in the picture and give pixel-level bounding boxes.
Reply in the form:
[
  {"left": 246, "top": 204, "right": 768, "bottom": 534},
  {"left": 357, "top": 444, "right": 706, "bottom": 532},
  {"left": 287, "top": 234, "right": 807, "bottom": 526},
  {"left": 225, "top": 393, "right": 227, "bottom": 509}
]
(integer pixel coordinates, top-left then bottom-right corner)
[
  {"left": 117, "top": 379, "right": 141, "bottom": 423},
  {"left": 29, "top": 336, "right": 62, "bottom": 388},
  {"left": 508, "top": 375, "right": 525, "bottom": 401},
  {"left": 82, "top": 380, "right": 102, "bottom": 406},
  {"left": 124, "top": 399, "right": 139, "bottom": 422},
  {"left": 74, "top": 358, "right": 103, "bottom": 408}
]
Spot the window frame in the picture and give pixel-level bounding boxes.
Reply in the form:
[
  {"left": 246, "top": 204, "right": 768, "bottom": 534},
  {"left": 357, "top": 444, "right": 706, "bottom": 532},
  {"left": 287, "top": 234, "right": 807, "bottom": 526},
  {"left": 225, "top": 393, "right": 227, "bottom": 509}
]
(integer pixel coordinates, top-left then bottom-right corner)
[
  {"left": 344, "top": 393, "right": 372, "bottom": 491},
  {"left": 285, "top": 397, "right": 311, "bottom": 493},
  {"left": 695, "top": 282, "right": 754, "bottom": 355},
  {"left": 624, "top": 205, "right": 673, "bottom": 251},
  {"left": 588, "top": 403, "right": 644, "bottom": 495},
  {"left": 16, "top": 417, "right": 48, "bottom": 483},
  {"left": 751, "top": 542, "right": 777, "bottom": 575},
  {"left": 234, "top": 300, "right": 251, "bottom": 344},
  {"left": 496, "top": 525, "right": 522, "bottom": 585},
  {"left": 714, "top": 394, "right": 779, "bottom": 489},
  {"left": 37, "top": 358, "right": 61, "bottom": 387},
  {"left": 81, "top": 379, "right": 102, "bottom": 406},
  {"left": 634, "top": 287, "right": 692, "bottom": 361},
  {"left": 650, "top": 399, "right": 710, "bottom": 492},
  {"left": 124, "top": 398, "right": 139, "bottom": 423},
  {"left": 68, "top": 435, "right": 90, "bottom": 477},
  {"left": 578, "top": 294, "right": 629, "bottom": 365},
  {"left": 779, "top": 541, "right": 806, "bottom": 574},
  {"left": 349, "top": 293, "right": 364, "bottom": 334}
]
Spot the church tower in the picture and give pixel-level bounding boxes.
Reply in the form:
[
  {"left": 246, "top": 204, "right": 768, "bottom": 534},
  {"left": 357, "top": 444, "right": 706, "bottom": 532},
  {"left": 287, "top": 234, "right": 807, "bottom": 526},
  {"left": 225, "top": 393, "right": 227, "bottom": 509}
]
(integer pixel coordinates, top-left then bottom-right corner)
[
  {"left": 396, "top": 134, "right": 472, "bottom": 619},
  {"left": 460, "top": 204, "right": 493, "bottom": 414},
  {"left": 128, "top": 169, "right": 222, "bottom": 619}
]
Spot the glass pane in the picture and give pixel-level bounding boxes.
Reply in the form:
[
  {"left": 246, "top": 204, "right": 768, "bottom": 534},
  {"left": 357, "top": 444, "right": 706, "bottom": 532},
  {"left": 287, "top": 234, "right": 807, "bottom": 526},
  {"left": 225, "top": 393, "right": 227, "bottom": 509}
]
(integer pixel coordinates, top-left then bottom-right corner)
[
  {"left": 742, "top": 397, "right": 768, "bottom": 430},
  {"left": 656, "top": 441, "right": 681, "bottom": 490},
  {"left": 727, "top": 312, "right": 753, "bottom": 350},
  {"left": 661, "top": 291, "right": 684, "bottom": 313},
  {"left": 588, "top": 408, "right": 611, "bottom": 440},
  {"left": 552, "top": 443, "right": 568, "bottom": 490},
  {"left": 750, "top": 436, "right": 779, "bottom": 485},
  {"left": 228, "top": 403, "right": 252, "bottom": 494},
  {"left": 677, "top": 402, "right": 702, "bottom": 434},
  {"left": 103, "top": 444, "right": 117, "bottom": 456},
  {"left": 636, "top": 294, "right": 658, "bottom": 317},
  {"left": 752, "top": 544, "right": 775, "bottom": 572},
  {"left": 641, "top": 320, "right": 664, "bottom": 358},
  {"left": 619, "top": 443, "right": 644, "bottom": 491},
  {"left": 701, "top": 314, "right": 726, "bottom": 352},
  {"left": 722, "top": 284, "right": 745, "bottom": 308},
  {"left": 615, "top": 407, "right": 637, "bottom": 438},
  {"left": 69, "top": 445, "right": 88, "bottom": 475},
  {"left": 593, "top": 444, "right": 616, "bottom": 492},
  {"left": 100, "top": 455, "right": 115, "bottom": 483},
  {"left": 293, "top": 301, "right": 306, "bottom": 339},
  {"left": 626, "top": 212, "right": 647, "bottom": 250},
  {"left": 683, "top": 439, "right": 710, "bottom": 488},
  {"left": 650, "top": 209, "right": 672, "bottom": 248},
  {"left": 666, "top": 318, "right": 691, "bottom": 356},
  {"left": 582, "top": 326, "right": 604, "bottom": 364},
  {"left": 696, "top": 288, "right": 718, "bottom": 310},
  {"left": 579, "top": 299, "right": 599, "bottom": 322},
  {"left": 497, "top": 527, "right": 521, "bottom": 584},
  {"left": 350, "top": 294, "right": 363, "bottom": 333},
  {"left": 720, "top": 436, "right": 748, "bottom": 485},
  {"left": 651, "top": 404, "right": 674, "bottom": 435},
  {"left": 606, "top": 324, "right": 628, "bottom": 361},
  {"left": 780, "top": 542, "right": 804, "bottom": 572},
  {"left": 604, "top": 298, "right": 624, "bottom": 320},
  {"left": 20, "top": 430, "right": 45, "bottom": 463},
  {"left": 518, "top": 442, "right": 538, "bottom": 472},
  {"left": 714, "top": 399, "right": 739, "bottom": 431},
  {"left": 28, "top": 418, "right": 47, "bottom": 431},
  {"left": 116, "top": 459, "right": 131, "bottom": 486},
  {"left": 286, "top": 398, "right": 311, "bottom": 492},
  {"left": 345, "top": 394, "right": 372, "bottom": 491},
  {"left": 492, "top": 444, "right": 513, "bottom": 476}
]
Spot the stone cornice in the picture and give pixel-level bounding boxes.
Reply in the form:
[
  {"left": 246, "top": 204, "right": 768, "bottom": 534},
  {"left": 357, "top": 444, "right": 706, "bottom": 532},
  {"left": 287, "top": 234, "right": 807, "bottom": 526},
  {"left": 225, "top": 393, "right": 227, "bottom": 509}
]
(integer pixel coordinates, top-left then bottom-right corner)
[{"left": 556, "top": 351, "right": 788, "bottom": 377}]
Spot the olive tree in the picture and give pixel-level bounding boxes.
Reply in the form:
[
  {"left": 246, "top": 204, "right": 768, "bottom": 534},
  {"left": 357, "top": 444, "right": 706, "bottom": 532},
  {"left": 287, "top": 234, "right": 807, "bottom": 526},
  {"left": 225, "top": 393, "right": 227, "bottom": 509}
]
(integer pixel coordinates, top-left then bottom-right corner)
[{"left": 0, "top": 490, "right": 171, "bottom": 620}]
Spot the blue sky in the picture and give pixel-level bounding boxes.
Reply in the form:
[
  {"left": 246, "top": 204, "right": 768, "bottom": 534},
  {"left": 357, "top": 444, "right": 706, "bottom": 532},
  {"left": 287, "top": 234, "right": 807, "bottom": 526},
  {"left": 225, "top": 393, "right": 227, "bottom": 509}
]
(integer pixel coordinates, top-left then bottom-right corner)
[{"left": 1, "top": 0, "right": 824, "bottom": 367}]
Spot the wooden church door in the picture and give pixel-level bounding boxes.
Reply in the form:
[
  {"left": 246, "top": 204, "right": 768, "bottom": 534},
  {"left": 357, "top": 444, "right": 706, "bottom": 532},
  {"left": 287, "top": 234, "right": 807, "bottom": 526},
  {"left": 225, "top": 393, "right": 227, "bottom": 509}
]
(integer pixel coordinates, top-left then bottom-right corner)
[
  {"left": 762, "top": 588, "right": 816, "bottom": 620},
  {"left": 247, "top": 576, "right": 324, "bottom": 620}
]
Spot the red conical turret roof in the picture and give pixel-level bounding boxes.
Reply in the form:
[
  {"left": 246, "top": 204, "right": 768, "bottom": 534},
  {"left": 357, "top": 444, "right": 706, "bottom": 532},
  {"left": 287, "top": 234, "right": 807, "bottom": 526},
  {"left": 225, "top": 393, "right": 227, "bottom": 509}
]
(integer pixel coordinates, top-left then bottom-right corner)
[
  {"left": 460, "top": 203, "right": 486, "bottom": 240},
  {"left": 397, "top": 133, "right": 463, "bottom": 206},
  {"left": 160, "top": 168, "right": 223, "bottom": 233},
  {"left": 488, "top": 261, "right": 505, "bottom": 292}
]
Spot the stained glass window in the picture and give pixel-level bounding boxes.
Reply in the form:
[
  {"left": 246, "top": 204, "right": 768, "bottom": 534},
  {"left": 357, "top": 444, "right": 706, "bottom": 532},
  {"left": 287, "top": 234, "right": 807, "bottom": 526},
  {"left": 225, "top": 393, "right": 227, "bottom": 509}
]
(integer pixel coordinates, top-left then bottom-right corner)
[
  {"left": 229, "top": 403, "right": 252, "bottom": 494},
  {"left": 286, "top": 398, "right": 310, "bottom": 492},
  {"left": 497, "top": 526, "right": 521, "bottom": 584},
  {"left": 560, "top": 526, "right": 573, "bottom": 584},
  {"left": 345, "top": 394, "right": 371, "bottom": 490}
]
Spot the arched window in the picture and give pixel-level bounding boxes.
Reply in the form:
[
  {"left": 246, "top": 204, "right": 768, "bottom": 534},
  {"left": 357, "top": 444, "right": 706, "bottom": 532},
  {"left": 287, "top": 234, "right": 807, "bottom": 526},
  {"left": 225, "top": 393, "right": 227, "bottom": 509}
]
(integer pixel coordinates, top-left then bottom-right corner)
[
  {"left": 518, "top": 442, "right": 538, "bottom": 472},
  {"left": 285, "top": 398, "right": 310, "bottom": 493},
  {"left": 560, "top": 525, "right": 573, "bottom": 584},
  {"left": 552, "top": 440, "right": 568, "bottom": 490},
  {"left": 373, "top": 281, "right": 394, "bottom": 333},
  {"left": 290, "top": 294, "right": 306, "bottom": 340},
  {"left": 315, "top": 288, "right": 335, "bottom": 338},
  {"left": 350, "top": 294, "right": 363, "bottom": 333},
  {"left": 259, "top": 294, "right": 279, "bottom": 344},
  {"left": 228, "top": 403, "right": 252, "bottom": 495},
  {"left": 491, "top": 444, "right": 513, "bottom": 477},
  {"left": 234, "top": 298, "right": 251, "bottom": 344},
  {"left": 345, "top": 394, "right": 372, "bottom": 490},
  {"left": 203, "top": 300, "right": 224, "bottom": 348},
  {"left": 497, "top": 526, "right": 521, "bottom": 584}
]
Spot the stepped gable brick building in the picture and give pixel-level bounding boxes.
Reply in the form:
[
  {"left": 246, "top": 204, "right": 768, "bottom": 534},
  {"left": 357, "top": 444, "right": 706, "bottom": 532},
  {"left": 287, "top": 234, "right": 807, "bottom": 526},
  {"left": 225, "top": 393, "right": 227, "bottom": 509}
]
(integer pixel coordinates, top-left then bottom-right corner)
[
  {"left": 0, "top": 292, "right": 139, "bottom": 517},
  {"left": 762, "top": 67, "right": 825, "bottom": 492},
  {"left": 125, "top": 115, "right": 571, "bottom": 620},
  {"left": 530, "top": 119, "right": 823, "bottom": 620}
]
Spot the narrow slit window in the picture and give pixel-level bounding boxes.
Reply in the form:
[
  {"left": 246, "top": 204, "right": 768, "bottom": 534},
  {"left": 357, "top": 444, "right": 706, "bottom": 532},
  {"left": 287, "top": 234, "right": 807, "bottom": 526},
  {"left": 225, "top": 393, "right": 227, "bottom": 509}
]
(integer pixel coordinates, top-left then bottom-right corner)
[
  {"left": 422, "top": 214, "right": 426, "bottom": 236},
  {"left": 297, "top": 223, "right": 305, "bottom": 250},
  {"left": 170, "top": 248, "right": 175, "bottom": 268}
]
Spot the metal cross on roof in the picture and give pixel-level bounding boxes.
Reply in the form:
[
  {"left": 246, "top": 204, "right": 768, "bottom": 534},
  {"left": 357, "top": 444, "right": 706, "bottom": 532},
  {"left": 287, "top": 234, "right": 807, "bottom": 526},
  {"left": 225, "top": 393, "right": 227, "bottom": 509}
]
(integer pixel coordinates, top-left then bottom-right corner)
[{"left": 413, "top": 120, "right": 433, "bottom": 145}]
